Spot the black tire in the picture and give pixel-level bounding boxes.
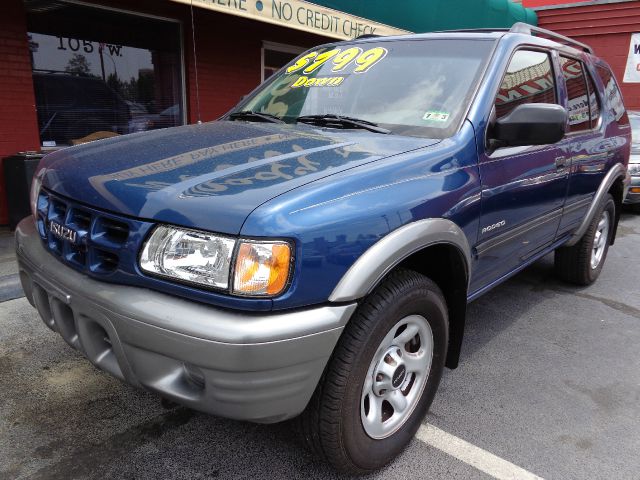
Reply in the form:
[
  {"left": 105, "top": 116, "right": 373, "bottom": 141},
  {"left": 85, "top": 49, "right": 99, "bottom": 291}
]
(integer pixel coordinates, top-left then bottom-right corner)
[
  {"left": 555, "top": 193, "right": 615, "bottom": 286},
  {"left": 297, "top": 269, "right": 448, "bottom": 474}
]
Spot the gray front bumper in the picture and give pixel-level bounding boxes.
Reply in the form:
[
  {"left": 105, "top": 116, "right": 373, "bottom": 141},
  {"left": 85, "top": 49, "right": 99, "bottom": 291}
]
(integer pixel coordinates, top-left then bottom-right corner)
[{"left": 15, "top": 218, "right": 356, "bottom": 423}]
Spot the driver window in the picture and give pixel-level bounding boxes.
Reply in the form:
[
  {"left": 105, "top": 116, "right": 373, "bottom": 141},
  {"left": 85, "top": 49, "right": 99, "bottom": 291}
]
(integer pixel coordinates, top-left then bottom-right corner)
[{"left": 495, "top": 50, "right": 557, "bottom": 121}]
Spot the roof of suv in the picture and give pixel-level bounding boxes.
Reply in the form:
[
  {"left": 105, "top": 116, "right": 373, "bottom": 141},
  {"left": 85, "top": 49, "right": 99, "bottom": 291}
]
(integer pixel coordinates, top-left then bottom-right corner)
[{"left": 346, "top": 22, "right": 593, "bottom": 58}]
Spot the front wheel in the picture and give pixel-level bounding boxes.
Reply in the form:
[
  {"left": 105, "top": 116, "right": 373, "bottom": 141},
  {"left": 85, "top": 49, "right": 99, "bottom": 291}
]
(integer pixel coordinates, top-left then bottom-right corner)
[
  {"left": 555, "top": 193, "right": 615, "bottom": 286},
  {"left": 298, "top": 269, "right": 448, "bottom": 474}
]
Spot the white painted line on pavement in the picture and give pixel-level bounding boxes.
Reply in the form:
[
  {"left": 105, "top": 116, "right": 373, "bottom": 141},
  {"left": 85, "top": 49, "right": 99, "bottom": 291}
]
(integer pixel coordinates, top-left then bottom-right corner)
[{"left": 416, "top": 424, "right": 545, "bottom": 480}]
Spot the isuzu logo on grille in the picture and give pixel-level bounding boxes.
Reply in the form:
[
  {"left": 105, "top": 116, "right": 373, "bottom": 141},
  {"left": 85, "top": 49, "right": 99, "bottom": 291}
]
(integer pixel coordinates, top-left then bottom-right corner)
[{"left": 49, "top": 221, "right": 77, "bottom": 243}]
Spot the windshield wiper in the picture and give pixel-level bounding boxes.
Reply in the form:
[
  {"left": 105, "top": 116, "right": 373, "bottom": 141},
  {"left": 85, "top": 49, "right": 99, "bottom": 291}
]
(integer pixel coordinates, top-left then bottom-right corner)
[
  {"left": 228, "top": 110, "right": 285, "bottom": 123},
  {"left": 296, "top": 114, "right": 391, "bottom": 134}
]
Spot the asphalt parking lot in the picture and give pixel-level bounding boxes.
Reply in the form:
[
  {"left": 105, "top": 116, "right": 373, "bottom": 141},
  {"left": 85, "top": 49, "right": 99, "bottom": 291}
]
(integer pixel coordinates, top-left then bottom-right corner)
[{"left": 1, "top": 209, "right": 639, "bottom": 480}]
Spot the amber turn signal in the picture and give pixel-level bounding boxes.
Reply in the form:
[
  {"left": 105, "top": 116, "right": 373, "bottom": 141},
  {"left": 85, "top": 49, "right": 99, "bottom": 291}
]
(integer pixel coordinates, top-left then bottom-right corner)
[{"left": 233, "top": 241, "right": 292, "bottom": 296}]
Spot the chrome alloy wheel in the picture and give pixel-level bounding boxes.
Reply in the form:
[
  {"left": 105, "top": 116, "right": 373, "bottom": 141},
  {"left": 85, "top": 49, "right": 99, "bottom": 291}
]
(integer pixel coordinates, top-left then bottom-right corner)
[
  {"left": 360, "top": 315, "right": 434, "bottom": 439},
  {"left": 591, "top": 210, "right": 610, "bottom": 269}
]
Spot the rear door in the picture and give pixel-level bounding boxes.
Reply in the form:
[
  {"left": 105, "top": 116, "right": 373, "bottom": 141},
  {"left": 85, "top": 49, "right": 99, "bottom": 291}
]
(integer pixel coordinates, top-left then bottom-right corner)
[
  {"left": 471, "top": 49, "right": 569, "bottom": 293},
  {"left": 557, "top": 59, "right": 629, "bottom": 236}
]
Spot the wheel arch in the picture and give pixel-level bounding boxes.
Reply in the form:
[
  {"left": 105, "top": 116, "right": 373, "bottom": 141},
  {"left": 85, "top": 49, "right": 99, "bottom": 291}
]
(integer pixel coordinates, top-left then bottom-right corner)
[
  {"left": 329, "top": 219, "right": 471, "bottom": 369},
  {"left": 397, "top": 244, "right": 469, "bottom": 369},
  {"left": 565, "top": 163, "right": 628, "bottom": 247},
  {"left": 607, "top": 173, "right": 627, "bottom": 245}
]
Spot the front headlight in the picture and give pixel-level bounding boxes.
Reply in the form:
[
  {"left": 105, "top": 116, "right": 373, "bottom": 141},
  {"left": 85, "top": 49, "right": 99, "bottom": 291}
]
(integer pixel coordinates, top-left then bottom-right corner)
[
  {"left": 628, "top": 163, "right": 640, "bottom": 176},
  {"left": 140, "top": 226, "right": 235, "bottom": 289},
  {"left": 140, "top": 225, "right": 293, "bottom": 296}
]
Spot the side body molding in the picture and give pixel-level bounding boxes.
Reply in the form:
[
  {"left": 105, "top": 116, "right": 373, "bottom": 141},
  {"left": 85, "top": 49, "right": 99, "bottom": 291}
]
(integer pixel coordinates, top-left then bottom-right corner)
[
  {"left": 564, "top": 163, "right": 628, "bottom": 247},
  {"left": 329, "top": 218, "right": 472, "bottom": 303}
]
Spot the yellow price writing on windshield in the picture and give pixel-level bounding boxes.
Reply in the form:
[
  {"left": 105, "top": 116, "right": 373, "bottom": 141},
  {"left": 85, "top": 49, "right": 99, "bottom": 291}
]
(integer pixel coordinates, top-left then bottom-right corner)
[
  {"left": 286, "top": 47, "right": 388, "bottom": 75},
  {"left": 353, "top": 47, "right": 387, "bottom": 73},
  {"left": 331, "top": 47, "right": 362, "bottom": 72},
  {"left": 286, "top": 52, "right": 318, "bottom": 74},
  {"left": 303, "top": 49, "right": 339, "bottom": 74}
]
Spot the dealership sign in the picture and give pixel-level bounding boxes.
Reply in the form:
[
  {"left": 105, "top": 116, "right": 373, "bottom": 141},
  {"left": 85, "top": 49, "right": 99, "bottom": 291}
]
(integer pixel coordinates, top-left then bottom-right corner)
[
  {"left": 171, "top": 0, "right": 409, "bottom": 40},
  {"left": 624, "top": 33, "right": 640, "bottom": 83}
]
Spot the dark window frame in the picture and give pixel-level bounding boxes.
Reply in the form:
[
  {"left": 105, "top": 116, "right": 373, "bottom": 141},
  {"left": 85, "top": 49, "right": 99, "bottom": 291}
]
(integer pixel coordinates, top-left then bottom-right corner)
[
  {"left": 261, "top": 41, "right": 306, "bottom": 83},
  {"left": 584, "top": 66, "right": 602, "bottom": 130},
  {"left": 26, "top": 1, "right": 187, "bottom": 149},
  {"left": 558, "top": 55, "right": 593, "bottom": 134}
]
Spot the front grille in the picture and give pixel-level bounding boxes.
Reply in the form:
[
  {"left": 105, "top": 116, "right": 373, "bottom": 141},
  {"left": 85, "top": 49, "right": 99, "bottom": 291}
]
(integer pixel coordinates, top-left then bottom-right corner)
[
  {"left": 35, "top": 189, "right": 147, "bottom": 277},
  {"left": 32, "top": 188, "right": 265, "bottom": 310}
]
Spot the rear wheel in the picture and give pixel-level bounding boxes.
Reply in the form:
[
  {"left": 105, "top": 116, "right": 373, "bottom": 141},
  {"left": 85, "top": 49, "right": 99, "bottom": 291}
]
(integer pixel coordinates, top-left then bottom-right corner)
[
  {"left": 298, "top": 269, "right": 448, "bottom": 474},
  {"left": 555, "top": 193, "right": 615, "bottom": 286}
]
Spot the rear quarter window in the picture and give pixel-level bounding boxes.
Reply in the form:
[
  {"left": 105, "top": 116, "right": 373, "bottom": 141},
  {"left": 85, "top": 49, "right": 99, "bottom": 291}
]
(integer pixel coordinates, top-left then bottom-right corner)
[{"left": 596, "top": 65, "right": 629, "bottom": 125}]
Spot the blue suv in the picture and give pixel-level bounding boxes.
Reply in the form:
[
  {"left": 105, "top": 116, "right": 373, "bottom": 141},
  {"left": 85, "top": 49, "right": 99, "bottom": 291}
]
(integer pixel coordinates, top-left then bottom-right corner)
[{"left": 16, "top": 23, "right": 632, "bottom": 473}]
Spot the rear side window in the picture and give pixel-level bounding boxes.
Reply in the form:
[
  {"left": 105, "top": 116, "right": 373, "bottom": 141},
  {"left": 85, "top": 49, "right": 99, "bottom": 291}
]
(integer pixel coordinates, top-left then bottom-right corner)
[
  {"left": 495, "top": 50, "right": 557, "bottom": 121},
  {"left": 596, "top": 65, "right": 629, "bottom": 125},
  {"left": 560, "top": 57, "right": 590, "bottom": 132}
]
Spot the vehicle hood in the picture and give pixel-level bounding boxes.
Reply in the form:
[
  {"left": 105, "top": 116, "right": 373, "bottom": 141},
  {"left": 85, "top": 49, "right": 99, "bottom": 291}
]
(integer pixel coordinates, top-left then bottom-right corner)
[{"left": 40, "top": 121, "right": 439, "bottom": 234}]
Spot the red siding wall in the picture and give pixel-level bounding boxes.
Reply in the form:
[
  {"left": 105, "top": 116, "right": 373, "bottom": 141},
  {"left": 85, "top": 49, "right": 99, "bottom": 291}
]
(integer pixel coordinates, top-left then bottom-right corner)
[
  {"left": 0, "top": 0, "right": 329, "bottom": 225},
  {"left": 0, "top": 0, "right": 40, "bottom": 224},
  {"left": 537, "top": 1, "right": 640, "bottom": 110},
  {"left": 185, "top": 8, "right": 327, "bottom": 122}
]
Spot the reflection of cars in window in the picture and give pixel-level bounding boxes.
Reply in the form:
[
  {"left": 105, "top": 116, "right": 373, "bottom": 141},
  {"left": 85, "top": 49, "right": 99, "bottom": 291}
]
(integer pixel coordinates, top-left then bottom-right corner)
[
  {"left": 33, "top": 72, "right": 130, "bottom": 146},
  {"left": 128, "top": 104, "right": 181, "bottom": 133},
  {"left": 624, "top": 111, "right": 640, "bottom": 208},
  {"left": 126, "top": 101, "right": 149, "bottom": 118}
]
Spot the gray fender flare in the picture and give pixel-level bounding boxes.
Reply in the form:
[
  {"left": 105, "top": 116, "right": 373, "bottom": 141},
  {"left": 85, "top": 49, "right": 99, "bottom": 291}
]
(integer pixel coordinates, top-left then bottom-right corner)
[
  {"left": 564, "top": 163, "right": 628, "bottom": 247},
  {"left": 328, "top": 218, "right": 472, "bottom": 303}
]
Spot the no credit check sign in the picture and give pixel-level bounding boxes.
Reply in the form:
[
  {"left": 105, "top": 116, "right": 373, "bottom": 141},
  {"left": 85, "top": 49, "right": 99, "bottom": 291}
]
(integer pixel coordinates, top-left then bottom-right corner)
[{"left": 171, "top": 0, "right": 409, "bottom": 40}]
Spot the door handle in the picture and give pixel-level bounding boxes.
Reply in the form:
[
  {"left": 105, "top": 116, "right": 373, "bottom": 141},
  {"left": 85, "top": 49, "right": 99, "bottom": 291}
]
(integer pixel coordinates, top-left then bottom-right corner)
[{"left": 555, "top": 156, "right": 569, "bottom": 171}]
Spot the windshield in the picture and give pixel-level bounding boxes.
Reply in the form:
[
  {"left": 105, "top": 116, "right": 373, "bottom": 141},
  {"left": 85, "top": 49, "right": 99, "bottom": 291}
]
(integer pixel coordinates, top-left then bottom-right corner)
[{"left": 237, "top": 39, "right": 495, "bottom": 138}]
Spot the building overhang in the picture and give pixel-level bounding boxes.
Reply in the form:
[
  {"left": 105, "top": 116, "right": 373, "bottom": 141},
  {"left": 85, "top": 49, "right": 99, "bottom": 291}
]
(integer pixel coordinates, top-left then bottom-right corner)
[{"left": 169, "top": 0, "right": 410, "bottom": 40}]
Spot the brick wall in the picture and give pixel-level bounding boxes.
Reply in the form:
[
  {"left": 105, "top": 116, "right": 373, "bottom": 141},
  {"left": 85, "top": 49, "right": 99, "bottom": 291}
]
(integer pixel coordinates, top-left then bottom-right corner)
[
  {"left": 537, "top": 1, "right": 640, "bottom": 110},
  {"left": 0, "top": 0, "right": 40, "bottom": 224}
]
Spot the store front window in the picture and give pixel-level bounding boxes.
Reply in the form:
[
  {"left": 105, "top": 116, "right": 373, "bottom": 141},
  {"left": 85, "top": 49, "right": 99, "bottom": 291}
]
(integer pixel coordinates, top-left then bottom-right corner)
[{"left": 26, "top": 2, "right": 184, "bottom": 147}]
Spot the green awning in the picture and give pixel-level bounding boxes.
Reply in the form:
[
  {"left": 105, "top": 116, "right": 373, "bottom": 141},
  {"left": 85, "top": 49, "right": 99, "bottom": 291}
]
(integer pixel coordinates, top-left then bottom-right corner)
[{"left": 308, "top": 0, "right": 537, "bottom": 33}]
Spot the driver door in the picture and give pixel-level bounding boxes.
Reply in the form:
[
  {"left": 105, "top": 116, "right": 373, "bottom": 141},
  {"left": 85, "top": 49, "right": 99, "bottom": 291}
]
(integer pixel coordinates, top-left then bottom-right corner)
[{"left": 471, "top": 49, "right": 569, "bottom": 293}]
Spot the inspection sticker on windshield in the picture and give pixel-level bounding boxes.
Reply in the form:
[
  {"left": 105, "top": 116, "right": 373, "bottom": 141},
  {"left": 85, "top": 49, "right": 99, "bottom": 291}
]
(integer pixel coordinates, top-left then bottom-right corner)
[{"left": 422, "top": 111, "right": 450, "bottom": 122}]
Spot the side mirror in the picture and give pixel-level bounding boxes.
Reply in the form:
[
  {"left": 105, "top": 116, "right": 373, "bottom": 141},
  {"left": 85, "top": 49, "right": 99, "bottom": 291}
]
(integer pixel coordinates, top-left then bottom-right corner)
[{"left": 491, "top": 103, "right": 567, "bottom": 148}]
